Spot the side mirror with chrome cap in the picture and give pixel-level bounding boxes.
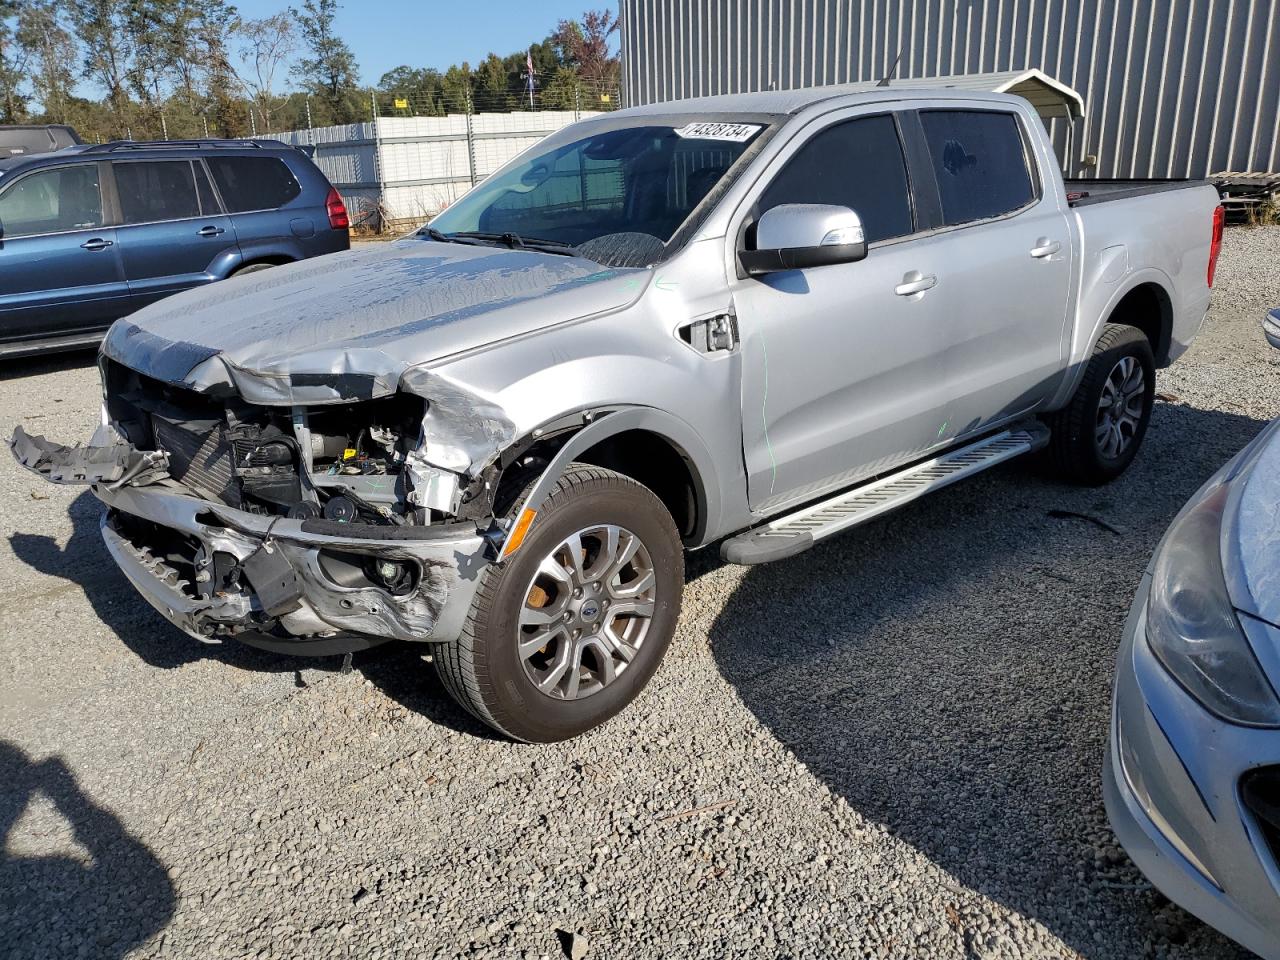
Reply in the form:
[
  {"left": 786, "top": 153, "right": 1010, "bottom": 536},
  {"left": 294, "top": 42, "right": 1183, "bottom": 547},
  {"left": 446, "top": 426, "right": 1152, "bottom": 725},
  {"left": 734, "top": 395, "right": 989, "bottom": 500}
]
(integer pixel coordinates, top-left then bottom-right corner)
[
  {"left": 738, "top": 203, "right": 868, "bottom": 276},
  {"left": 1264, "top": 308, "right": 1280, "bottom": 350}
]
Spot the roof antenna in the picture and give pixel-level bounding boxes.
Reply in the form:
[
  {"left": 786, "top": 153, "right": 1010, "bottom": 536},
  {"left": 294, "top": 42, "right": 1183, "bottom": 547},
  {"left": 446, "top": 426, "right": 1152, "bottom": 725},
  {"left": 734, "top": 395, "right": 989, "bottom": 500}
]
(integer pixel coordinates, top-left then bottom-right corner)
[{"left": 877, "top": 49, "right": 904, "bottom": 87}]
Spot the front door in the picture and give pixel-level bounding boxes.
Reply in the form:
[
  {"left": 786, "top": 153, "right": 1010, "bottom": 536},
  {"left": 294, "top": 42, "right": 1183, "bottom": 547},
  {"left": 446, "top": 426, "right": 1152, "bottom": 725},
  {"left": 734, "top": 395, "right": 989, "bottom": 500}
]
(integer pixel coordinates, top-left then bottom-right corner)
[
  {"left": 731, "top": 111, "right": 957, "bottom": 512},
  {"left": 110, "top": 159, "right": 239, "bottom": 310},
  {"left": 0, "top": 162, "right": 129, "bottom": 344}
]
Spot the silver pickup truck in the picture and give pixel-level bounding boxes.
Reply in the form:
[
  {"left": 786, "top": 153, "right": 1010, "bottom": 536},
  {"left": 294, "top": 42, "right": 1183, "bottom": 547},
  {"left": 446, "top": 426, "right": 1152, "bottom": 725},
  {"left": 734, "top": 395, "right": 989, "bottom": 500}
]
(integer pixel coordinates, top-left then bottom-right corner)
[{"left": 12, "top": 86, "right": 1223, "bottom": 741}]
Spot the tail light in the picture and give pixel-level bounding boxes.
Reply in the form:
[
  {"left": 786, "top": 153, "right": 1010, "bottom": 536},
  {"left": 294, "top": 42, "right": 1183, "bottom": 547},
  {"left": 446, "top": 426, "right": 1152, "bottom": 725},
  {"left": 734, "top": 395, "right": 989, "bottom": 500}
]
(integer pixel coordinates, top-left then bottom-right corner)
[
  {"left": 1207, "top": 204, "right": 1225, "bottom": 287},
  {"left": 325, "top": 188, "right": 350, "bottom": 230}
]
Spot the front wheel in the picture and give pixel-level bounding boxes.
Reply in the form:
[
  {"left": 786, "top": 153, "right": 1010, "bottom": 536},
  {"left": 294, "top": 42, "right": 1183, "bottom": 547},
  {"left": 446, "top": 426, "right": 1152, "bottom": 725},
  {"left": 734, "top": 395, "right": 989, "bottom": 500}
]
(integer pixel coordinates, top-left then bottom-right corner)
[
  {"left": 1043, "top": 323, "right": 1156, "bottom": 485},
  {"left": 434, "top": 464, "right": 684, "bottom": 742}
]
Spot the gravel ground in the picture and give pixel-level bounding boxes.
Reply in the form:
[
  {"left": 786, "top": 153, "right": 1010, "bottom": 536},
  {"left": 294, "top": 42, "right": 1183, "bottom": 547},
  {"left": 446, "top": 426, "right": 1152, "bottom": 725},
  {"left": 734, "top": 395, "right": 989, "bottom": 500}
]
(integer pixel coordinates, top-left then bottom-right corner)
[{"left": 2, "top": 227, "right": 1278, "bottom": 960}]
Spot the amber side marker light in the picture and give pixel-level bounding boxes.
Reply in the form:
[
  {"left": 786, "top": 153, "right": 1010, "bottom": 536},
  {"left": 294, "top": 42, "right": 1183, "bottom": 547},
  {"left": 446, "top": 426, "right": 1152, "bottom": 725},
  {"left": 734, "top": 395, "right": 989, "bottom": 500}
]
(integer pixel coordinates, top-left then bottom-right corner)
[{"left": 501, "top": 508, "right": 538, "bottom": 559}]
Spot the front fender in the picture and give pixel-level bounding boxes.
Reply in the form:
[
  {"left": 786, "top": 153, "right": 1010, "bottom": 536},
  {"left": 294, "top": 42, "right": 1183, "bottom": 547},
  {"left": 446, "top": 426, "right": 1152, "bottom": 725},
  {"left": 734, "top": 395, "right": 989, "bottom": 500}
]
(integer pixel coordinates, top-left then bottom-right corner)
[{"left": 503, "top": 405, "right": 724, "bottom": 551}]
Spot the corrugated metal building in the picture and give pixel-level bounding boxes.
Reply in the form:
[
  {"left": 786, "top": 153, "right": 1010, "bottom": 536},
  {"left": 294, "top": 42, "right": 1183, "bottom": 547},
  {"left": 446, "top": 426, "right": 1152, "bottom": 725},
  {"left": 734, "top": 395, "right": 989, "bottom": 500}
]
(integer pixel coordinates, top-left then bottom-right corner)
[{"left": 617, "top": 0, "right": 1280, "bottom": 179}]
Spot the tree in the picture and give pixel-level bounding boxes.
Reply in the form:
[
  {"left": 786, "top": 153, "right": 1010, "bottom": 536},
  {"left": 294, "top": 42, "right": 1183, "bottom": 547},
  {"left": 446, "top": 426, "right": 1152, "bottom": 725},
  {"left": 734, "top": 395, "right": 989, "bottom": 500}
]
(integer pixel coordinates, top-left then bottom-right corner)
[
  {"left": 290, "top": 0, "right": 359, "bottom": 123},
  {"left": 70, "top": 0, "right": 136, "bottom": 137},
  {"left": 16, "top": 0, "right": 76, "bottom": 124},
  {"left": 0, "top": 0, "right": 31, "bottom": 123},
  {"left": 235, "top": 13, "right": 297, "bottom": 131},
  {"left": 553, "top": 9, "right": 619, "bottom": 92},
  {"left": 378, "top": 65, "right": 445, "bottom": 115}
]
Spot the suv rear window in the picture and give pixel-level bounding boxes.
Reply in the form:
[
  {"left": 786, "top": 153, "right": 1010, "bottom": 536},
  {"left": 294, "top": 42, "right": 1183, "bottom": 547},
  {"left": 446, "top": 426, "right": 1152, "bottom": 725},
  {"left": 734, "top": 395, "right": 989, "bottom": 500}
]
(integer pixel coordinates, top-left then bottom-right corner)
[
  {"left": 207, "top": 156, "right": 302, "bottom": 212},
  {"left": 919, "top": 110, "right": 1036, "bottom": 225}
]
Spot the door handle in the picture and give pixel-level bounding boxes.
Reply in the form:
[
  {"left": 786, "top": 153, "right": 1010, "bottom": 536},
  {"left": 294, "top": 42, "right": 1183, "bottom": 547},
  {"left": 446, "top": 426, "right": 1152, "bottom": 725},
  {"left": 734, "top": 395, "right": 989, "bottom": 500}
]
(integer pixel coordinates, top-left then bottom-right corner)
[
  {"left": 197, "top": 225, "right": 225, "bottom": 237},
  {"left": 894, "top": 272, "right": 937, "bottom": 297},
  {"left": 1030, "top": 238, "right": 1062, "bottom": 258},
  {"left": 79, "top": 238, "right": 114, "bottom": 251}
]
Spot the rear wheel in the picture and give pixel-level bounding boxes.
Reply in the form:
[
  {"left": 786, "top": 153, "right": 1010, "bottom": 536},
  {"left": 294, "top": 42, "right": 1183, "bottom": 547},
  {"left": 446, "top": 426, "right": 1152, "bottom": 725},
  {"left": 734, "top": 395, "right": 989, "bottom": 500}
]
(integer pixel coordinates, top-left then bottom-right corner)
[
  {"left": 434, "top": 464, "right": 684, "bottom": 742},
  {"left": 1044, "top": 323, "right": 1155, "bottom": 485}
]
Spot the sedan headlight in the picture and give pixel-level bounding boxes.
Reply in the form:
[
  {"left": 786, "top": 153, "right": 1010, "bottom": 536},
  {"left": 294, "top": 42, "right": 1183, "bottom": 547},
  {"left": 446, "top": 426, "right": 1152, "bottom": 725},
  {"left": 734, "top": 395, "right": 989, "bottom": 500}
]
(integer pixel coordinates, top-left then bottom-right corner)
[{"left": 1146, "top": 483, "right": 1280, "bottom": 726}]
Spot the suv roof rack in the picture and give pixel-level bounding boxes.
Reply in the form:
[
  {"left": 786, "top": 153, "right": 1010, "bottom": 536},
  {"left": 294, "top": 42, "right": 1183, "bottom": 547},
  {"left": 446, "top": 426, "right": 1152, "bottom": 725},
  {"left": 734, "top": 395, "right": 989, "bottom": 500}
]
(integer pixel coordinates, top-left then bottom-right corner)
[{"left": 81, "top": 139, "right": 273, "bottom": 154}]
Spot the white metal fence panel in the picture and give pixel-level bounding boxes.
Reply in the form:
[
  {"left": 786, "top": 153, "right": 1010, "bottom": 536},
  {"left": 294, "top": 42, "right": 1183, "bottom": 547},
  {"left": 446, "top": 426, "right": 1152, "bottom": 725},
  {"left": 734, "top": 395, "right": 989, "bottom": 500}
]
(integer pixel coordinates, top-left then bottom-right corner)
[{"left": 262, "top": 111, "right": 604, "bottom": 226}]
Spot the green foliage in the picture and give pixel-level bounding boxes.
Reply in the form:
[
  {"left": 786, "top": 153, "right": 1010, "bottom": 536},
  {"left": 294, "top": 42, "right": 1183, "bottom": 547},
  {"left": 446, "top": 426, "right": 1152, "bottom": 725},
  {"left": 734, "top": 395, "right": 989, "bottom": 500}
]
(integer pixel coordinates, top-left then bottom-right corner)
[
  {"left": 290, "top": 0, "right": 360, "bottom": 123},
  {"left": 0, "top": 3, "right": 620, "bottom": 141}
]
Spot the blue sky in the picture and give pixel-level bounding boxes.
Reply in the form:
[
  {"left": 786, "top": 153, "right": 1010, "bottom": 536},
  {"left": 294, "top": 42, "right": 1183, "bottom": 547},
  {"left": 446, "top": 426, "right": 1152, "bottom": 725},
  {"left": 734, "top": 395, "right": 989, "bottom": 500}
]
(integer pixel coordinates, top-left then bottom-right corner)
[{"left": 232, "top": 0, "right": 605, "bottom": 86}]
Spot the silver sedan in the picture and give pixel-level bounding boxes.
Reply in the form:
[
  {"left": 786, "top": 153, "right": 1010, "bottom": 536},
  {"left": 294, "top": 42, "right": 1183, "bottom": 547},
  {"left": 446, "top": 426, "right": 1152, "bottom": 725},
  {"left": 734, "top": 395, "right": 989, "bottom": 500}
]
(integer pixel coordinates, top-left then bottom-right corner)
[{"left": 1105, "top": 309, "right": 1280, "bottom": 959}]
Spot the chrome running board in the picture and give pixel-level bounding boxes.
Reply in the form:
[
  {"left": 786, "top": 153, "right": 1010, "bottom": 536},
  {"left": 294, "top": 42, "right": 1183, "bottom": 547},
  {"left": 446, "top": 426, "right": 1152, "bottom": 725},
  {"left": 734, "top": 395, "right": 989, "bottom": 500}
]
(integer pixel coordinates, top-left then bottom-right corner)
[{"left": 721, "top": 423, "right": 1049, "bottom": 565}]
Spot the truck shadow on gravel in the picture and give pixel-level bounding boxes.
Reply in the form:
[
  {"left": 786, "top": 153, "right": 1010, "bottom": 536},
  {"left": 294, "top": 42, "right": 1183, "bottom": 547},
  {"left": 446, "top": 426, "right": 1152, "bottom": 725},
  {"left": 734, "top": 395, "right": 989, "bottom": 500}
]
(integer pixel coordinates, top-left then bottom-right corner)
[
  {"left": 0, "top": 740, "right": 174, "bottom": 958},
  {"left": 705, "top": 401, "right": 1262, "bottom": 960}
]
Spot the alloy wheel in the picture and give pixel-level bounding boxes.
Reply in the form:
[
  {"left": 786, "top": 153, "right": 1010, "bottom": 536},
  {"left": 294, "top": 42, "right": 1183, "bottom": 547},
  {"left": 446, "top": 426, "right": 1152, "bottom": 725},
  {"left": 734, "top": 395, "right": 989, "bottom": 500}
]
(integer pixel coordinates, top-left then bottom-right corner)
[
  {"left": 1095, "top": 355, "right": 1146, "bottom": 459},
  {"left": 516, "top": 524, "right": 657, "bottom": 700}
]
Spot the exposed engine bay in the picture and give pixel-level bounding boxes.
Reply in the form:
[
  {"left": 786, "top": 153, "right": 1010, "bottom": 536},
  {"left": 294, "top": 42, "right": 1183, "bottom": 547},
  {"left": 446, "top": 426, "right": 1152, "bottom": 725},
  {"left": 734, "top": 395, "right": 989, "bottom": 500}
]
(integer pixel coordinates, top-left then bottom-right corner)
[{"left": 100, "top": 358, "right": 483, "bottom": 528}]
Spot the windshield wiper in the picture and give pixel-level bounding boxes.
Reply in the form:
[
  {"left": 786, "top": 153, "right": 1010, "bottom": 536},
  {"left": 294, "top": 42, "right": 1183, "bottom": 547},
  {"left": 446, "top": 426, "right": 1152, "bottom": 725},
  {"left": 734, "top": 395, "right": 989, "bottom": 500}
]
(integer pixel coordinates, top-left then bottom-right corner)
[
  {"left": 448, "top": 231, "right": 579, "bottom": 256},
  {"left": 420, "top": 226, "right": 487, "bottom": 246}
]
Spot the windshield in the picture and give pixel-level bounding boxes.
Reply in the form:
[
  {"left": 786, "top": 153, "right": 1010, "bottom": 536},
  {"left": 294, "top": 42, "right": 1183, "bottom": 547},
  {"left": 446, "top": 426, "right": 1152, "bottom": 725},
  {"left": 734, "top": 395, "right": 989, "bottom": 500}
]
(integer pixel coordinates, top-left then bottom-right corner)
[{"left": 426, "top": 120, "right": 767, "bottom": 267}]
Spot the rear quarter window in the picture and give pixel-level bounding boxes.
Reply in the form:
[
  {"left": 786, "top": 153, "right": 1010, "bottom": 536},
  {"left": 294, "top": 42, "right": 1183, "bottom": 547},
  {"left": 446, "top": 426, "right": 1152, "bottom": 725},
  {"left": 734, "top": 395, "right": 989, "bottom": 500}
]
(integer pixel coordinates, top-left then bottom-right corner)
[
  {"left": 206, "top": 156, "right": 302, "bottom": 212},
  {"left": 919, "top": 110, "right": 1036, "bottom": 225}
]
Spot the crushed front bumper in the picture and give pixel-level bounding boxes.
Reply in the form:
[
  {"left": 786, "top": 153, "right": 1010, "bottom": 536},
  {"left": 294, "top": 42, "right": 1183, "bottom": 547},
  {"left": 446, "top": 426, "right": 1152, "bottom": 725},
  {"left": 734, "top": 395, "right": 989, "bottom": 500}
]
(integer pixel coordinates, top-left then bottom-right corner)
[{"left": 93, "top": 481, "right": 489, "bottom": 654}]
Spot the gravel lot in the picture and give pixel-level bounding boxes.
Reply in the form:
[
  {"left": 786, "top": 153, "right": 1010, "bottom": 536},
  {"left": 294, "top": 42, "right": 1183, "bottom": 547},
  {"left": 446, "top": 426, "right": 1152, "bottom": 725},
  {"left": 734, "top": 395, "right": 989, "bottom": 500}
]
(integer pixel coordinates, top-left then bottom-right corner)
[{"left": 2, "top": 227, "right": 1278, "bottom": 960}]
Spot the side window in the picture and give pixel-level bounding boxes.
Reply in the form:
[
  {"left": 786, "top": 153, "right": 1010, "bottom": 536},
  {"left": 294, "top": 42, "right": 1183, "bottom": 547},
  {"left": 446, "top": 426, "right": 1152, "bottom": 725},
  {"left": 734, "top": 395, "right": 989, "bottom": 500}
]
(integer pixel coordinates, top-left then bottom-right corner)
[
  {"left": 206, "top": 157, "right": 302, "bottom": 212},
  {"left": 919, "top": 110, "right": 1036, "bottom": 225},
  {"left": 756, "top": 114, "right": 914, "bottom": 244},
  {"left": 0, "top": 165, "right": 103, "bottom": 237},
  {"left": 114, "top": 161, "right": 201, "bottom": 223}
]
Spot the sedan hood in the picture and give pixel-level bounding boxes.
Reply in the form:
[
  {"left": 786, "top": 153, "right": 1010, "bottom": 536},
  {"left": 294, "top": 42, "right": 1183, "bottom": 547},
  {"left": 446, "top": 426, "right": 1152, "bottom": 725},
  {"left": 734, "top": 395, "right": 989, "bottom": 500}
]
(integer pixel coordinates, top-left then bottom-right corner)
[{"left": 101, "top": 239, "right": 645, "bottom": 404}]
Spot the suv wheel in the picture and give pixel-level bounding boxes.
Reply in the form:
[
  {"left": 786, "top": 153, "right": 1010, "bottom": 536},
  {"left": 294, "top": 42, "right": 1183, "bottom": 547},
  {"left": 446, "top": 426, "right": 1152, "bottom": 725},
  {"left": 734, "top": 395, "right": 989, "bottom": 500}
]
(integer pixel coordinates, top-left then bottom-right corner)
[
  {"left": 1044, "top": 323, "right": 1156, "bottom": 485},
  {"left": 434, "top": 464, "right": 684, "bottom": 742}
]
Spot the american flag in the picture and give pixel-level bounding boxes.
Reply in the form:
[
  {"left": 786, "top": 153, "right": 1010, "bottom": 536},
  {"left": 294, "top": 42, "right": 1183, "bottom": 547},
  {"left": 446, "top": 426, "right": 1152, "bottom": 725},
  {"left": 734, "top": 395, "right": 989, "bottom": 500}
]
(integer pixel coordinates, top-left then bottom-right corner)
[{"left": 526, "top": 49, "right": 536, "bottom": 105}]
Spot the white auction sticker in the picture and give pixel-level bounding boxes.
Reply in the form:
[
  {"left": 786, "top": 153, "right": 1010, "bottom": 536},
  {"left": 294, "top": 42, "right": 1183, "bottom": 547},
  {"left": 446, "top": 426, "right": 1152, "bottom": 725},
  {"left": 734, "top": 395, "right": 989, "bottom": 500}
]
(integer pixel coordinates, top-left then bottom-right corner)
[{"left": 674, "top": 122, "right": 762, "bottom": 142}]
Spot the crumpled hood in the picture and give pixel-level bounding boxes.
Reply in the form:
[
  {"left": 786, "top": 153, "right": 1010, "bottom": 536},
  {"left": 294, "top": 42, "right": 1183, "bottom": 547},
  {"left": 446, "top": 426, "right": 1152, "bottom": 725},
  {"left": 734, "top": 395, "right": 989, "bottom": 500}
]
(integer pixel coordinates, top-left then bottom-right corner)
[
  {"left": 1232, "top": 417, "right": 1280, "bottom": 629},
  {"left": 101, "top": 239, "right": 646, "bottom": 404}
]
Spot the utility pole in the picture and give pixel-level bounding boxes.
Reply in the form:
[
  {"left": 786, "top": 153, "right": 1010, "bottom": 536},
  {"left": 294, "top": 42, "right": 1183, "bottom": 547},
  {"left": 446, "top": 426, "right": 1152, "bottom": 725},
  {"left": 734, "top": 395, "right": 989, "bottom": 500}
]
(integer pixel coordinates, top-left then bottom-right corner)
[
  {"left": 305, "top": 96, "right": 314, "bottom": 142},
  {"left": 465, "top": 83, "right": 477, "bottom": 187},
  {"left": 371, "top": 89, "right": 386, "bottom": 229}
]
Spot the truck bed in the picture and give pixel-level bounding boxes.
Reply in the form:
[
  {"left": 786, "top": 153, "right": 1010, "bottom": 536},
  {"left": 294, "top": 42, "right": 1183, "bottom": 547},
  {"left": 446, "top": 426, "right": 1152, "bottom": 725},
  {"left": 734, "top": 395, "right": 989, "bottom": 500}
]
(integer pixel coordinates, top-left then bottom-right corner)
[{"left": 1064, "top": 178, "right": 1214, "bottom": 207}]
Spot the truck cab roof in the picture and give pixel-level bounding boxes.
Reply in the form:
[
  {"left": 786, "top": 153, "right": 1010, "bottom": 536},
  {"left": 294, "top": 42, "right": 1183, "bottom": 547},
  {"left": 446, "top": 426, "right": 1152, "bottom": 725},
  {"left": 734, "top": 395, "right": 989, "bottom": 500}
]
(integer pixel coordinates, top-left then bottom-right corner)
[{"left": 614, "top": 70, "right": 1084, "bottom": 121}]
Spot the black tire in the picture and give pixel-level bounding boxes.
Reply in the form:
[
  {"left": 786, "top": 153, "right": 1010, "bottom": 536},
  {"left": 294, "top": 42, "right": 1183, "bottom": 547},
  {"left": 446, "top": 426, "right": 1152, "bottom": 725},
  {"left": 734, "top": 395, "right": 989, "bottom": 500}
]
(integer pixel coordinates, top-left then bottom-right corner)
[
  {"left": 434, "top": 464, "right": 684, "bottom": 742},
  {"left": 1043, "top": 323, "right": 1155, "bottom": 485},
  {"left": 230, "top": 263, "right": 276, "bottom": 277}
]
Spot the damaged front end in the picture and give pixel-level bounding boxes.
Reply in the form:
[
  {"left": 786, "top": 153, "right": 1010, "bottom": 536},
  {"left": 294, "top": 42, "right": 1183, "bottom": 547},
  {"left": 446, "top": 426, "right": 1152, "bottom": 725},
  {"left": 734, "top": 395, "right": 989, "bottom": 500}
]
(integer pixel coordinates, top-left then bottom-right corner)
[{"left": 10, "top": 358, "right": 513, "bottom": 654}]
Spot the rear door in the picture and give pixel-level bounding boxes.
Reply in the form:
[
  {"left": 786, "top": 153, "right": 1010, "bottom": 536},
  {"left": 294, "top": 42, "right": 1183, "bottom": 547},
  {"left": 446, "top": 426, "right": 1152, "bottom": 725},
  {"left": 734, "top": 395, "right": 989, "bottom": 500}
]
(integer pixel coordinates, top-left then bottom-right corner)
[
  {"left": 904, "top": 106, "right": 1072, "bottom": 435},
  {"left": 204, "top": 155, "right": 306, "bottom": 254},
  {"left": 110, "top": 158, "right": 239, "bottom": 310},
  {"left": 0, "top": 161, "right": 129, "bottom": 344}
]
